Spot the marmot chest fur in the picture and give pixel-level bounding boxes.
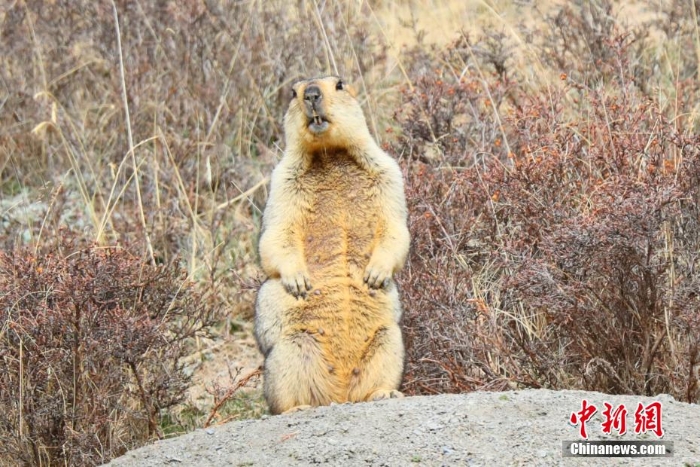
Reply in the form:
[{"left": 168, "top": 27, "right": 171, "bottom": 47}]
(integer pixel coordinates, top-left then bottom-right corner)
[{"left": 301, "top": 150, "right": 382, "bottom": 280}]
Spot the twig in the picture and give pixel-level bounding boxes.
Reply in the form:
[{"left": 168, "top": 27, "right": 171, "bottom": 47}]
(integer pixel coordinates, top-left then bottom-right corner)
[
  {"left": 216, "top": 177, "right": 269, "bottom": 212},
  {"left": 204, "top": 366, "right": 262, "bottom": 427},
  {"left": 127, "top": 360, "right": 162, "bottom": 438}
]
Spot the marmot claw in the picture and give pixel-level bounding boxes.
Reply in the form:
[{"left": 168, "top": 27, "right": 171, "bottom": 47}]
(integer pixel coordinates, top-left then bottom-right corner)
[
  {"left": 363, "top": 264, "right": 392, "bottom": 289},
  {"left": 282, "top": 272, "right": 312, "bottom": 298}
]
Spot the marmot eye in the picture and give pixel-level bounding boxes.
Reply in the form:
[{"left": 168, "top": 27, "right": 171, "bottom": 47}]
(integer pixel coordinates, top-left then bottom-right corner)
[
  {"left": 291, "top": 89, "right": 298, "bottom": 99},
  {"left": 335, "top": 80, "right": 344, "bottom": 91}
]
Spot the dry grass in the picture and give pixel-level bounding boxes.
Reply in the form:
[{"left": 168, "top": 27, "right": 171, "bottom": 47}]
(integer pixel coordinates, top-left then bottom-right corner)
[{"left": 1, "top": 0, "right": 699, "bottom": 464}]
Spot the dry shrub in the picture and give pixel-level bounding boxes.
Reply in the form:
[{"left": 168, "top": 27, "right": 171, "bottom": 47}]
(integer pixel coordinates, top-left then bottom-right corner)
[
  {"left": 503, "top": 87, "right": 700, "bottom": 398},
  {"left": 393, "top": 36, "right": 515, "bottom": 167},
  {"left": 539, "top": 0, "right": 622, "bottom": 85},
  {"left": 396, "top": 22, "right": 700, "bottom": 402},
  {"left": 0, "top": 234, "right": 217, "bottom": 466}
]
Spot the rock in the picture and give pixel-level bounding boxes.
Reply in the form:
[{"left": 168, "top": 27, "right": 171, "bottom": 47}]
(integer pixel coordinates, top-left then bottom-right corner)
[{"left": 107, "top": 390, "right": 699, "bottom": 467}]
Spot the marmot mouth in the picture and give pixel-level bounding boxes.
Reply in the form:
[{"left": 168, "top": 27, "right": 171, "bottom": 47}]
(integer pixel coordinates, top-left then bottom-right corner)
[{"left": 307, "top": 114, "right": 330, "bottom": 134}]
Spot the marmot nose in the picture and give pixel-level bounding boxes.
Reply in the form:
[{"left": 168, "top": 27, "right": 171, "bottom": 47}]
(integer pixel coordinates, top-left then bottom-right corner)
[{"left": 304, "top": 85, "right": 322, "bottom": 104}]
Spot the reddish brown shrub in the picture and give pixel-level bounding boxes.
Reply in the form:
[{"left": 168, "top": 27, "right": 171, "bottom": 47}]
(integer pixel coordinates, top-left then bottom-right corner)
[
  {"left": 0, "top": 235, "right": 217, "bottom": 466},
  {"left": 395, "top": 30, "right": 700, "bottom": 402}
]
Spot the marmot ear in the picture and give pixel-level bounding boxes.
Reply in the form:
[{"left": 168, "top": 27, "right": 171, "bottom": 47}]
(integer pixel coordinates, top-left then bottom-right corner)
[
  {"left": 345, "top": 83, "right": 358, "bottom": 98},
  {"left": 290, "top": 82, "right": 302, "bottom": 100}
]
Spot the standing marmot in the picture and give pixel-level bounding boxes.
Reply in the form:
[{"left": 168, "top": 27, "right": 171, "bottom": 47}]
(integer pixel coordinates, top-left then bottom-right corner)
[{"left": 254, "top": 75, "right": 410, "bottom": 414}]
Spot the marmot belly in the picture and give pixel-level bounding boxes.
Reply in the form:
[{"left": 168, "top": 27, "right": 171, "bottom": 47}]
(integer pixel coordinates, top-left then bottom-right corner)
[{"left": 285, "top": 152, "right": 392, "bottom": 388}]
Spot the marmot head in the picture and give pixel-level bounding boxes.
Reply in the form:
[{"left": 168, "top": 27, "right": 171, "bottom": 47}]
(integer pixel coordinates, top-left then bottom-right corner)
[{"left": 285, "top": 76, "right": 371, "bottom": 154}]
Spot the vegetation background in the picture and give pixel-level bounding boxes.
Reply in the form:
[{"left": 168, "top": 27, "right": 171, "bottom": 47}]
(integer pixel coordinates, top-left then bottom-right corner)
[{"left": 1, "top": 0, "right": 699, "bottom": 465}]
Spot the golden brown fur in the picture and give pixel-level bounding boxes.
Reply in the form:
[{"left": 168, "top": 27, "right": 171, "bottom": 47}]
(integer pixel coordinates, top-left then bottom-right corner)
[{"left": 254, "top": 76, "right": 410, "bottom": 414}]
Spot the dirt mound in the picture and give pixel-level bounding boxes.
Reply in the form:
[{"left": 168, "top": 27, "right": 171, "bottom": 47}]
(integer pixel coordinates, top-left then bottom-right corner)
[{"left": 107, "top": 389, "right": 699, "bottom": 466}]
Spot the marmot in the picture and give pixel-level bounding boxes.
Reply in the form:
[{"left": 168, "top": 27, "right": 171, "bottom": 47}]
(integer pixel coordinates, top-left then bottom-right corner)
[{"left": 254, "top": 75, "right": 410, "bottom": 415}]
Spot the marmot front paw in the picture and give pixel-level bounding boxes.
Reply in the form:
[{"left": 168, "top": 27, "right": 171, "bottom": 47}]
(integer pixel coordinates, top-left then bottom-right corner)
[
  {"left": 281, "top": 271, "right": 312, "bottom": 298},
  {"left": 363, "top": 262, "right": 392, "bottom": 289}
]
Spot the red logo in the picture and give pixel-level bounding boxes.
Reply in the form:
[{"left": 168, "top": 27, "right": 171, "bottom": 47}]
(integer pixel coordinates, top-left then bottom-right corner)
[
  {"left": 571, "top": 400, "right": 664, "bottom": 439},
  {"left": 570, "top": 399, "right": 597, "bottom": 439},
  {"left": 634, "top": 402, "right": 664, "bottom": 438},
  {"left": 601, "top": 402, "right": 627, "bottom": 435}
]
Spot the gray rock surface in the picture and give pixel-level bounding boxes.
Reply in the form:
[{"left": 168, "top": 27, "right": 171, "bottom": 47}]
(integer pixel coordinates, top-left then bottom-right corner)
[{"left": 107, "top": 389, "right": 699, "bottom": 466}]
